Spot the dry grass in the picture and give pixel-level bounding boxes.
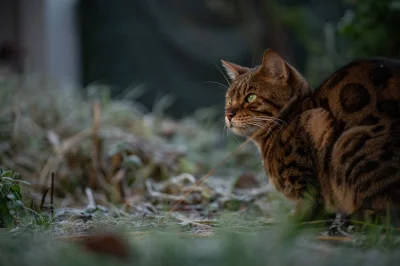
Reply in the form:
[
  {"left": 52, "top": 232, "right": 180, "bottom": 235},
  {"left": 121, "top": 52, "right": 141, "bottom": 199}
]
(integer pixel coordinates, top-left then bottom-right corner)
[{"left": 1, "top": 75, "right": 400, "bottom": 265}]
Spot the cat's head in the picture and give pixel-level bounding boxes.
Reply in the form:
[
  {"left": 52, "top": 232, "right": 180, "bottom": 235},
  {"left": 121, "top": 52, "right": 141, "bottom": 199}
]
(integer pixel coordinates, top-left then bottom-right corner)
[{"left": 222, "top": 49, "right": 310, "bottom": 137}]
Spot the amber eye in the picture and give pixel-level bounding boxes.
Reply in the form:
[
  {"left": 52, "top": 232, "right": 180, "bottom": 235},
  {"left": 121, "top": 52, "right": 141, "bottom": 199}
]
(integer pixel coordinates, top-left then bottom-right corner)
[{"left": 246, "top": 94, "right": 257, "bottom": 103}]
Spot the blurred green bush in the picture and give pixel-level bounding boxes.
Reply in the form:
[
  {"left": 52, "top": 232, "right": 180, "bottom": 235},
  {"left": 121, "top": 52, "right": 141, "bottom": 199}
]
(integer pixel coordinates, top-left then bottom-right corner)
[{"left": 339, "top": 0, "right": 400, "bottom": 58}]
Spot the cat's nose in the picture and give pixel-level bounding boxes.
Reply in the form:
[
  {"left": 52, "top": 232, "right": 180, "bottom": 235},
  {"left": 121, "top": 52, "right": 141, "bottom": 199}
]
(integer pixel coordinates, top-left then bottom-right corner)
[{"left": 225, "top": 109, "right": 236, "bottom": 121}]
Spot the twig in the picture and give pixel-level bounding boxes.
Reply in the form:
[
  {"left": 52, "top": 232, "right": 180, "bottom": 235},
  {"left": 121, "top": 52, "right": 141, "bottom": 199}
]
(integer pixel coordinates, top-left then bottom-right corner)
[
  {"left": 110, "top": 169, "right": 126, "bottom": 185},
  {"left": 50, "top": 172, "right": 54, "bottom": 216},
  {"left": 90, "top": 100, "right": 102, "bottom": 188},
  {"left": 110, "top": 168, "right": 126, "bottom": 203},
  {"left": 297, "top": 219, "right": 336, "bottom": 226},
  {"left": 145, "top": 179, "right": 188, "bottom": 203},
  {"left": 169, "top": 173, "right": 196, "bottom": 185},
  {"left": 89, "top": 101, "right": 116, "bottom": 196},
  {"left": 40, "top": 186, "right": 49, "bottom": 211},
  {"left": 39, "top": 128, "right": 92, "bottom": 184}
]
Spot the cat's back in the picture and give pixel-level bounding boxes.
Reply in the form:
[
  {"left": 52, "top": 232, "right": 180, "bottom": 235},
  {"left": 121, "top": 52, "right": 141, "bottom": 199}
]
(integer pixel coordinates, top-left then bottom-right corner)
[{"left": 312, "top": 58, "right": 400, "bottom": 126}]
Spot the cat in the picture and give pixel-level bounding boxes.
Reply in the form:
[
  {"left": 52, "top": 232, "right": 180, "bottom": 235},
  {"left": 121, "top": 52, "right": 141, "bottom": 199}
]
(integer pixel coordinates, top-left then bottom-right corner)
[{"left": 222, "top": 49, "right": 400, "bottom": 223}]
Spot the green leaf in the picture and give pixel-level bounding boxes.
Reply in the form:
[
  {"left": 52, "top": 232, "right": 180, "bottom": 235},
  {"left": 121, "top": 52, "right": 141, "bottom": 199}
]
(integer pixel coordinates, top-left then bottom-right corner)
[
  {"left": 1, "top": 170, "right": 12, "bottom": 177},
  {"left": 1, "top": 176, "right": 13, "bottom": 183},
  {"left": 11, "top": 185, "right": 21, "bottom": 200},
  {"left": 13, "top": 180, "right": 31, "bottom": 186},
  {"left": 0, "top": 184, "right": 10, "bottom": 197},
  {"left": 12, "top": 172, "right": 20, "bottom": 180}
]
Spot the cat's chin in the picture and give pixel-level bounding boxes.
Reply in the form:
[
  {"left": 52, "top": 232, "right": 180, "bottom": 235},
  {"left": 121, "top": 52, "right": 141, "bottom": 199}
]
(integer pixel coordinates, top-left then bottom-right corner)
[{"left": 230, "top": 126, "right": 258, "bottom": 137}]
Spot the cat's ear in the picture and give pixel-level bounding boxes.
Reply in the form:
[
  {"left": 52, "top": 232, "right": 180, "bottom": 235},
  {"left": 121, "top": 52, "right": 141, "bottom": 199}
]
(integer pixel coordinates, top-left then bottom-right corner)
[
  {"left": 221, "top": 60, "right": 250, "bottom": 80},
  {"left": 258, "top": 49, "right": 289, "bottom": 83}
]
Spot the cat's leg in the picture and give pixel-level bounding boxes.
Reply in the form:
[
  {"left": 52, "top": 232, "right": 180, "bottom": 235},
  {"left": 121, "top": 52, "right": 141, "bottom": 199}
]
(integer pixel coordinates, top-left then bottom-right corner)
[
  {"left": 292, "top": 195, "right": 335, "bottom": 224},
  {"left": 282, "top": 108, "right": 339, "bottom": 223},
  {"left": 300, "top": 107, "right": 341, "bottom": 213}
]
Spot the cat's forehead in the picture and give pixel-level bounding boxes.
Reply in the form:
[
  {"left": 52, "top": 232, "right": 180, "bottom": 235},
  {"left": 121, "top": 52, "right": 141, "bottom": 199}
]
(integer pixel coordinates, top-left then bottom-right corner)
[{"left": 226, "top": 73, "right": 252, "bottom": 98}]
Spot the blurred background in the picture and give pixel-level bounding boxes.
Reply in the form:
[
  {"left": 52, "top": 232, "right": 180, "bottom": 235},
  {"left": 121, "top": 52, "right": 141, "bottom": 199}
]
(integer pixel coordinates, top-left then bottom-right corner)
[
  {"left": 0, "top": 0, "right": 400, "bottom": 211},
  {"left": 1, "top": 0, "right": 399, "bottom": 117}
]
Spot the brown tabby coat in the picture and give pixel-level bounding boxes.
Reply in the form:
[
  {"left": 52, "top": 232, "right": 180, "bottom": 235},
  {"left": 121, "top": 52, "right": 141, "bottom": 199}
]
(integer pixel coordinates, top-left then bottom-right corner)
[{"left": 222, "top": 49, "right": 400, "bottom": 221}]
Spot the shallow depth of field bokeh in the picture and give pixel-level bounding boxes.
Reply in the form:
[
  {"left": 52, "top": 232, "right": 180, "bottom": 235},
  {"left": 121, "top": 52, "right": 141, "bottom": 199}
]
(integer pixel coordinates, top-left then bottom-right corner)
[{"left": 0, "top": 0, "right": 400, "bottom": 265}]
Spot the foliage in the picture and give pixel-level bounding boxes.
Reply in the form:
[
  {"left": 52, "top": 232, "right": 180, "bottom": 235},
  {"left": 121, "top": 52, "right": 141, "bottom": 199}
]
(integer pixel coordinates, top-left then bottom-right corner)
[
  {"left": 268, "top": 0, "right": 349, "bottom": 86},
  {"left": 0, "top": 168, "right": 29, "bottom": 227},
  {"left": 269, "top": 0, "right": 400, "bottom": 86},
  {"left": 338, "top": 0, "right": 400, "bottom": 58}
]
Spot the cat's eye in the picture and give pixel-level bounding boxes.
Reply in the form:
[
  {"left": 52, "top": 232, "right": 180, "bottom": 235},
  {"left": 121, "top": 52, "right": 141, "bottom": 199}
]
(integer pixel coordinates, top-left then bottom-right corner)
[{"left": 246, "top": 94, "right": 257, "bottom": 103}]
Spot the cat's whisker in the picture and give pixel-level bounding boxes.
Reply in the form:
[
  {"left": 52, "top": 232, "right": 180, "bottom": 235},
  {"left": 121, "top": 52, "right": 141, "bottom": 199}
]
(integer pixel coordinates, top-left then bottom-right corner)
[
  {"left": 250, "top": 118, "right": 286, "bottom": 130},
  {"left": 223, "top": 122, "right": 243, "bottom": 143},
  {"left": 253, "top": 122, "right": 278, "bottom": 139},
  {"left": 223, "top": 124, "right": 230, "bottom": 140},
  {"left": 252, "top": 116, "right": 287, "bottom": 126},
  {"left": 251, "top": 118, "right": 284, "bottom": 126},
  {"left": 255, "top": 119, "right": 286, "bottom": 137},
  {"left": 205, "top": 81, "right": 229, "bottom": 91},
  {"left": 252, "top": 121, "right": 285, "bottom": 132},
  {"left": 215, "top": 64, "right": 231, "bottom": 87},
  {"left": 251, "top": 115, "right": 283, "bottom": 121},
  {"left": 246, "top": 122, "right": 265, "bottom": 128},
  {"left": 246, "top": 121, "right": 279, "bottom": 132},
  {"left": 251, "top": 115, "right": 285, "bottom": 122}
]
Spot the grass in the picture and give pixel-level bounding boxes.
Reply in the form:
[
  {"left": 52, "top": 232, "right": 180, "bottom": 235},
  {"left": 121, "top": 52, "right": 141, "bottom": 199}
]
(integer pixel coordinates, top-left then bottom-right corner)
[
  {"left": 1, "top": 225, "right": 400, "bottom": 266},
  {"left": 0, "top": 74, "right": 400, "bottom": 265}
]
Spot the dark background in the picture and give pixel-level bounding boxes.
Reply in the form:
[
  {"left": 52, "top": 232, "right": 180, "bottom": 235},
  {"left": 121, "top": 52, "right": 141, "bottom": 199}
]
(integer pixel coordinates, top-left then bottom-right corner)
[
  {"left": 2, "top": 0, "right": 399, "bottom": 118},
  {"left": 78, "top": 0, "right": 346, "bottom": 117}
]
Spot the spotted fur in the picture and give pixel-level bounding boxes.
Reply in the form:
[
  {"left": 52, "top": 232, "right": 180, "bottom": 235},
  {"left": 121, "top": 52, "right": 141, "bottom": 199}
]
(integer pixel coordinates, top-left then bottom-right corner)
[{"left": 222, "top": 49, "right": 400, "bottom": 223}]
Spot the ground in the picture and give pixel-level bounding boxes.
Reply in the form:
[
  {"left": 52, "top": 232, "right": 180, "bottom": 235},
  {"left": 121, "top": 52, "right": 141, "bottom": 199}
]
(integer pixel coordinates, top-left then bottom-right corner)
[{"left": 0, "top": 76, "right": 399, "bottom": 265}]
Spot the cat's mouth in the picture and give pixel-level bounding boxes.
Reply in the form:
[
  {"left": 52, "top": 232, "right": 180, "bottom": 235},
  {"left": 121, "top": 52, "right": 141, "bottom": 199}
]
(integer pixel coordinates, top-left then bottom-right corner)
[{"left": 226, "top": 118, "right": 259, "bottom": 136}]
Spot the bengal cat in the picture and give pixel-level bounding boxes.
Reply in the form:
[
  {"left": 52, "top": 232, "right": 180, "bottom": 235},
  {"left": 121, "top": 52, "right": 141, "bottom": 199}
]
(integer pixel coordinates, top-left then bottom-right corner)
[{"left": 222, "top": 49, "right": 400, "bottom": 224}]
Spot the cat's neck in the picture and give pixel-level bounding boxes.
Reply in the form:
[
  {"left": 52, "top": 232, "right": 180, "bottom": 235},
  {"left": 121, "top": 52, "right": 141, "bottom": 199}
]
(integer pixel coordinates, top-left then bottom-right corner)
[{"left": 252, "top": 93, "right": 313, "bottom": 153}]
